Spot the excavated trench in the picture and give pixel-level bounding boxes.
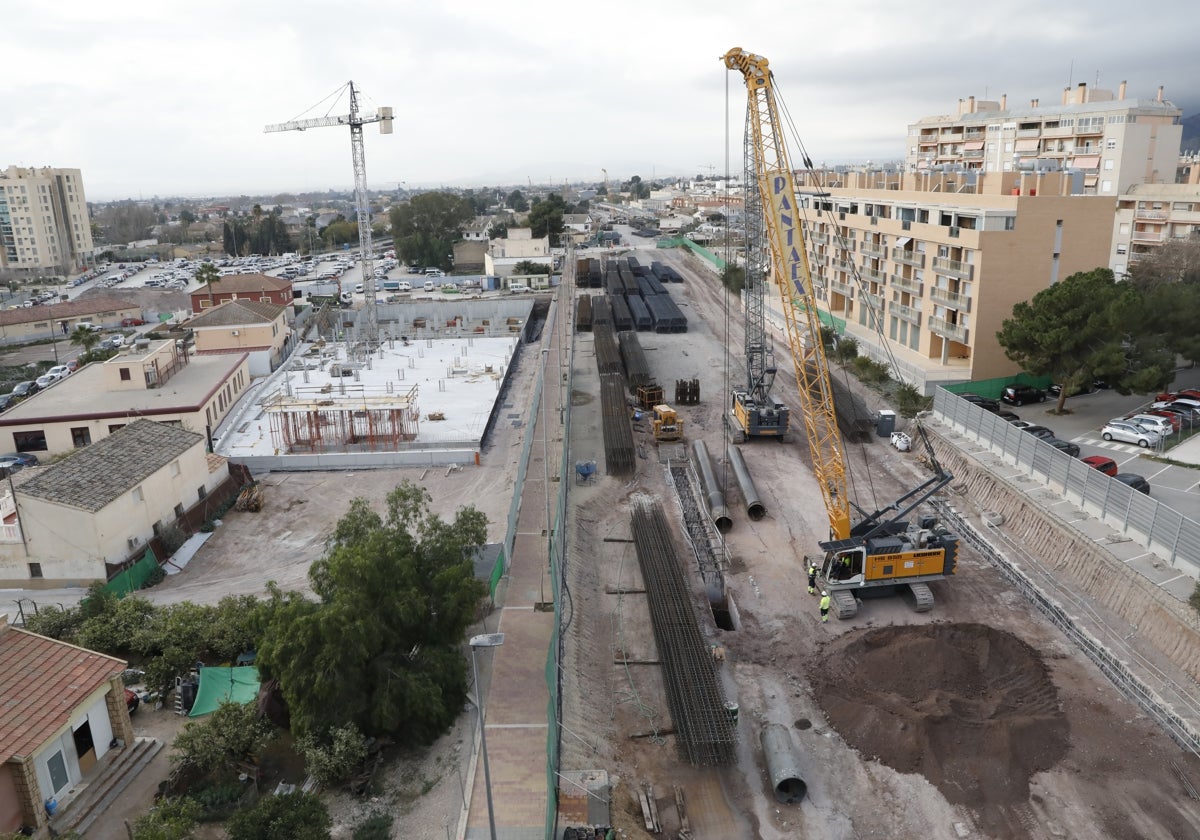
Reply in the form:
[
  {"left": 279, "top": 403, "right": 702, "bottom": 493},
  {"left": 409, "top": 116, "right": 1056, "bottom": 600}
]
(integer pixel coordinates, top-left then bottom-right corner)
[{"left": 810, "top": 623, "right": 1069, "bottom": 821}]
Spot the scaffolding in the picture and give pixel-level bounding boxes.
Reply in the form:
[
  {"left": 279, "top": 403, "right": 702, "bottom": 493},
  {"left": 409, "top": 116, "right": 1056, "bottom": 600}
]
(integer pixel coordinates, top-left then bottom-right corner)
[{"left": 263, "top": 384, "right": 420, "bottom": 453}]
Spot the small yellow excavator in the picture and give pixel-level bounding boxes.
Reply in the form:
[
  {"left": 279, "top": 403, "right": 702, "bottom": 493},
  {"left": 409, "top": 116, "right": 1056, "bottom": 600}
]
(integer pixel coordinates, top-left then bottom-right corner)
[{"left": 651, "top": 404, "right": 684, "bottom": 443}]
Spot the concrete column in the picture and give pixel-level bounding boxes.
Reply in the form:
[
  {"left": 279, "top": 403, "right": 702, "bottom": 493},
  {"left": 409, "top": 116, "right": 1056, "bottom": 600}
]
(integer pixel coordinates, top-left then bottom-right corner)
[{"left": 105, "top": 677, "right": 134, "bottom": 747}]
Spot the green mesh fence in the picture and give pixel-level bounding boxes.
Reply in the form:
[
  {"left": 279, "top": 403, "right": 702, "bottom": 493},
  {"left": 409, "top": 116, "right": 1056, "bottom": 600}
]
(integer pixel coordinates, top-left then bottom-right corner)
[
  {"left": 105, "top": 547, "right": 159, "bottom": 597},
  {"left": 656, "top": 237, "right": 727, "bottom": 270},
  {"left": 489, "top": 548, "right": 505, "bottom": 599},
  {"left": 942, "top": 372, "right": 1053, "bottom": 400}
]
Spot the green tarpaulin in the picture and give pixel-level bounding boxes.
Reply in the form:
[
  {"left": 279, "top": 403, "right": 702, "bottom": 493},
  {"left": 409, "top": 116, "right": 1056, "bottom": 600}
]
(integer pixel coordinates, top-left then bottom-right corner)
[{"left": 188, "top": 666, "right": 261, "bottom": 717}]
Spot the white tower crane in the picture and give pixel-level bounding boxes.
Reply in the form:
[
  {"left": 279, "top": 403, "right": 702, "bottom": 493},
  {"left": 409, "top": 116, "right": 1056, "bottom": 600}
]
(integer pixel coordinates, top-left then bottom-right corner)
[{"left": 265, "top": 82, "right": 393, "bottom": 352}]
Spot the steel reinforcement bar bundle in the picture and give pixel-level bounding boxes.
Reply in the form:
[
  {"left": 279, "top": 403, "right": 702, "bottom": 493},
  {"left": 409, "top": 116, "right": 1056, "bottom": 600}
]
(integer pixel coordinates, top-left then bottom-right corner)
[
  {"left": 630, "top": 500, "right": 736, "bottom": 765},
  {"left": 618, "top": 331, "right": 652, "bottom": 393},
  {"left": 599, "top": 373, "right": 635, "bottom": 476}
]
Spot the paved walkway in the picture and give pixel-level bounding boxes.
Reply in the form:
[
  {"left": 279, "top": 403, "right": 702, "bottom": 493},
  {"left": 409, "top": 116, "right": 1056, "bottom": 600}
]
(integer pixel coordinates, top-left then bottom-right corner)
[{"left": 463, "top": 296, "right": 569, "bottom": 840}]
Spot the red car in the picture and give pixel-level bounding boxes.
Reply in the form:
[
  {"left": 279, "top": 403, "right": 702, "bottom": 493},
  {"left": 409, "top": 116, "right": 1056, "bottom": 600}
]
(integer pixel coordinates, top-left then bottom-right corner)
[
  {"left": 121, "top": 317, "right": 146, "bottom": 327},
  {"left": 1081, "top": 455, "right": 1118, "bottom": 476},
  {"left": 1155, "top": 389, "right": 1200, "bottom": 403}
]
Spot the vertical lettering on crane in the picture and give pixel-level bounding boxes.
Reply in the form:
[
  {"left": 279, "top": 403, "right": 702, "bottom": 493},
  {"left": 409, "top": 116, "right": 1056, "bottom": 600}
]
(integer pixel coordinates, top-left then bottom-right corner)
[{"left": 768, "top": 172, "right": 804, "bottom": 297}]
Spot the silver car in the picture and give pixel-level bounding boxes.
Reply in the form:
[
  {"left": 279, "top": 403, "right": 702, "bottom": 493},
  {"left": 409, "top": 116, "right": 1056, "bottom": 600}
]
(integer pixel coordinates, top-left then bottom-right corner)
[{"left": 1101, "top": 421, "right": 1159, "bottom": 448}]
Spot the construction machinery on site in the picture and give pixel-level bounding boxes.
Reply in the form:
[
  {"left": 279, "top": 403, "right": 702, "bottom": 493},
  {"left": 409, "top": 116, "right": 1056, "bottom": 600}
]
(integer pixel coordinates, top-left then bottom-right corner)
[
  {"left": 651, "top": 404, "right": 684, "bottom": 443},
  {"left": 723, "top": 48, "right": 959, "bottom": 619}
]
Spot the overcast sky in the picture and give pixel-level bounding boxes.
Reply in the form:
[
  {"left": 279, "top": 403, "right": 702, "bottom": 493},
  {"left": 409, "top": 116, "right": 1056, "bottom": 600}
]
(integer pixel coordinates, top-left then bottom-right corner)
[{"left": 6, "top": 1, "right": 1198, "bottom": 201}]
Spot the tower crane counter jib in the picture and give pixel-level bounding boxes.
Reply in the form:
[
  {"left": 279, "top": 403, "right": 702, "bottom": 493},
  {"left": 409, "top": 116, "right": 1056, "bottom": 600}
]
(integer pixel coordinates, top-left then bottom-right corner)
[{"left": 723, "top": 48, "right": 959, "bottom": 619}]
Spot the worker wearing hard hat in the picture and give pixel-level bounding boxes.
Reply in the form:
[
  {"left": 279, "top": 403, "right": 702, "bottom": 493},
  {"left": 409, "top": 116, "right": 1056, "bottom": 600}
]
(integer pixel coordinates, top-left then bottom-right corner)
[
  {"left": 807, "top": 563, "right": 818, "bottom": 595},
  {"left": 819, "top": 591, "right": 831, "bottom": 623}
]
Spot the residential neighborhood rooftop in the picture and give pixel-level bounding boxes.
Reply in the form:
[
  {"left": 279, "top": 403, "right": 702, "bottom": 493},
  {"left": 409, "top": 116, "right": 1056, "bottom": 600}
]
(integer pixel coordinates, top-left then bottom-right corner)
[{"left": 186, "top": 299, "right": 287, "bottom": 327}]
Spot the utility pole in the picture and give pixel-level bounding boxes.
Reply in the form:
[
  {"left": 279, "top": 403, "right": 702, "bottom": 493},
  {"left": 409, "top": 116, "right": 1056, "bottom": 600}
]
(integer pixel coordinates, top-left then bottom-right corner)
[{"left": 265, "top": 82, "right": 393, "bottom": 355}]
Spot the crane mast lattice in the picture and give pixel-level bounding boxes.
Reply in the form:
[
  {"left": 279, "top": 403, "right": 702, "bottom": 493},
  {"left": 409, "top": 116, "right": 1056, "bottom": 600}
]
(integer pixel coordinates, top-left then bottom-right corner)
[{"left": 265, "top": 81, "right": 393, "bottom": 354}]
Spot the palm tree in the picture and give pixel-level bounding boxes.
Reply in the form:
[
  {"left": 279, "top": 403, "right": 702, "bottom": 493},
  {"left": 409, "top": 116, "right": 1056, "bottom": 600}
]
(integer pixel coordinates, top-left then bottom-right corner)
[
  {"left": 69, "top": 325, "right": 102, "bottom": 355},
  {"left": 195, "top": 263, "right": 220, "bottom": 309}
]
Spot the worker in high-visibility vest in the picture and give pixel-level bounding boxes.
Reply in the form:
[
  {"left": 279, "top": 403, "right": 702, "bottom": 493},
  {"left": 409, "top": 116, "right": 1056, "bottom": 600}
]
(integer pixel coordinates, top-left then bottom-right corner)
[
  {"left": 807, "top": 563, "right": 818, "bottom": 595},
  {"left": 819, "top": 591, "right": 831, "bottom": 623}
]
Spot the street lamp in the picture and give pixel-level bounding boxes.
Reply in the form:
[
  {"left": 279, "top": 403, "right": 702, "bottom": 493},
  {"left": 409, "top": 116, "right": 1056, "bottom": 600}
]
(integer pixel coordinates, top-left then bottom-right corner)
[{"left": 469, "top": 632, "right": 504, "bottom": 840}]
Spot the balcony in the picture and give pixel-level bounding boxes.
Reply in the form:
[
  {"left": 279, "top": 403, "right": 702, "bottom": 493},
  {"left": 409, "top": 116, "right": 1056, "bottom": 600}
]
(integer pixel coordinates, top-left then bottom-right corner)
[
  {"left": 1134, "top": 209, "right": 1168, "bottom": 221},
  {"left": 830, "top": 279, "right": 855, "bottom": 297},
  {"left": 1017, "top": 127, "right": 1042, "bottom": 137},
  {"left": 930, "top": 316, "right": 969, "bottom": 342},
  {"left": 964, "top": 130, "right": 985, "bottom": 141},
  {"left": 890, "top": 274, "right": 923, "bottom": 296},
  {"left": 1131, "top": 230, "right": 1166, "bottom": 243},
  {"left": 930, "top": 287, "right": 972, "bottom": 311},
  {"left": 1076, "top": 124, "right": 1103, "bottom": 136},
  {"left": 932, "top": 256, "right": 974, "bottom": 280},
  {"left": 891, "top": 248, "right": 925, "bottom": 268},
  {"left": 890, "top": 300, "right": 922, "bottom": 325},
  {"left": 963, "top": 150, "right": 984, "bottom": 159},
  {"left": 832, "top": 258, "right": 855, "bottom": 273},
  {"left": 860, "top": 242, "right": 885, "bottom": 258},
  {"left": 808, "top": 232, "right": 829, "bottom": 245},
  {"left": 860, "top": 266, "right": 886, "bottom": 283},
  {"left": 861, "top": 290, "right": 884, "bottom": 311}
]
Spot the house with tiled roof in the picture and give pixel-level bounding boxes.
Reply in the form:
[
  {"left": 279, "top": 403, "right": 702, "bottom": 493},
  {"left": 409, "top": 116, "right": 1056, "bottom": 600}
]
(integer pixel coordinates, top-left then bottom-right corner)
[
  {"left": 0, "top": 419, "right": 233, "bottom": 587},
  {"left": 0, "top": 613, "right": 135, "bottom": 837},
  {"left": 0, "top": 297, "right": 143, "bottom": 345},
  {"left": 188, "top": 273, "right": 293, "bottom": 314},
  {"left": 183, "top": 299, "right": 293, "bottom": 376}
]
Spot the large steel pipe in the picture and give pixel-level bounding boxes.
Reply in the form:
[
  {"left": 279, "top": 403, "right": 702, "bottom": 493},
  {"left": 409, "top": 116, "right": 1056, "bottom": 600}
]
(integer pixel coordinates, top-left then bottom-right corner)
[
  {"left": 727, "top": 446, "right": 766, "bottom": 520},
  {"left": 760, "top": 723, "right": 807, "bottom": 803},
  {"left": 691, "top": 440, "right": 732, "bottom": 533}
]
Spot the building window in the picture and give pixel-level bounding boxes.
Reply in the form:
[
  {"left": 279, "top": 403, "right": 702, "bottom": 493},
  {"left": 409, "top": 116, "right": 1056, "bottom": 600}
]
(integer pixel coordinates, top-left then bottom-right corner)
[
  {"left": 198, "top": 485, "right": 208, "bottom": 501},
  {"left": 1117, "top": 244, "right": 1127, "bottom": 255},
  {"left": 28, "top": 562, "right": 42, "bottom": 578},
  {"left": 13, "top": 431, "right": 47, "bottom": 452},
  {"left": 132, "top": 486, "right": 144, "bottom": 502},
  {"left": 152, "top": 520, "right": 162, "bottom": 536},
  {"left": 70, "top": 427, "right": 92, "bottom": 447},
  {"left": 1104, "top": 159, "right": 1114, "bottom": 171},
  {"left": 174, "top": 503, "right": 185, "bottom": 518},
  {"left": 108, "top": 423, "right": 126, "bottom": 434},
  {"left": 909, "top": 325, "right": 920, "bottom": 351},
  {"left": 119, "top": 367, "right": 131, "bottom": 381},
  {"left": 170, "top": 460, "right": 181, "bottom": 476},
  {"left": 1101, "top": 180, "right": 1113, "bottom": 193}
]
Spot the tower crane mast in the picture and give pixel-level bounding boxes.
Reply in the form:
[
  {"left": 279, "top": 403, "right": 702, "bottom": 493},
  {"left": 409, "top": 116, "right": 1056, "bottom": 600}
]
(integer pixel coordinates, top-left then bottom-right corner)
[
  {"left": 265, "top": 81, "right": 393, "bottom": 351},
  {"left": 723, "top": 48, "right": 958, "bottom": 619}
]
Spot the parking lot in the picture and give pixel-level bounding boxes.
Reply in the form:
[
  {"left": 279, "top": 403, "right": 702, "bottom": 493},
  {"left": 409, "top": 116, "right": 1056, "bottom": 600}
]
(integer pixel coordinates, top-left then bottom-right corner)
[{"left": 986, "top": 369, "right": 1200, "bottom": 519}]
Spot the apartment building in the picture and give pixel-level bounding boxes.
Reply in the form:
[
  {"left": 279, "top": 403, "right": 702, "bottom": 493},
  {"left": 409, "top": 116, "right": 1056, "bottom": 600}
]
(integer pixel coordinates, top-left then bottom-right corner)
[
  {"left": 1109, "top": 184, "right": 1200, "bottom": 277},
  {"left": 0, "top": 166, "right": 94, "bottom": 278},
  {"left": 795, "top": 169, "right": 1115, "bottom": 391},
  {"left": 906, "top": 82, "right": 1182, "bottom": 195}
]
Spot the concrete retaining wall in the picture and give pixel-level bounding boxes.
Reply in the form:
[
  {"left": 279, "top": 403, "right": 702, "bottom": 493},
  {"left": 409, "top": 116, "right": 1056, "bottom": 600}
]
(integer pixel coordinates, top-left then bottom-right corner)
[
  {"left": 231, "top": 447, "right": 479, "bottom": 473},
  {"left": 929, "top": 433, "right": 1200, "bottom": 683}
]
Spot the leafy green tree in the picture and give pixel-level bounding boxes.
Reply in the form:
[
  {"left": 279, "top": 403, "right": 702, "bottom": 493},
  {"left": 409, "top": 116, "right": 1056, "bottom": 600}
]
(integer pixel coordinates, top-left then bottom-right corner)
[
  {"left": 255, "top": 482, "right": 488, "bottom": 743},
  {"left": 506, "top": 190, "right": 529, "bottom": 212},
  {"left": 1128, "top": 241, "right": 1200, "bottom": 366},
  {"left": 321, "top": 218, "right": 358, "bottom": 248},
  {"left": 388, "top": 192, "right": 474, "bottom": 270},
  {"left": 226, "top": 792, "right": 330, "bottom": 840},
  {"left": 130, "top": 797, "right": 201, "bottom": 840},
  {"left": 626, "top": 176, "right": 651, "bottom": 199},
  {"left": 720, "top": 264, "right": 744, "bottom": 294},
  {"left": 295, "top": 723, "right": 367, "bottom": 785},
  {"left": 996, "top": 268, "right": 1173, "bottom": 412},
  {"left": 70, "top": 325, "right": 102, "bottom": 355},
  {"left": 177, "top": 209, "right": 196, "bottom": 226},
  {"left": 512, "top": 260, "right": 550, "bottom": 275},
  {"left": 195, "top": 262, "right": 220, "bottom": 300},
  {"left": 352, "top": 812, "right": 394, "bottom": 840},
  {"left": 528, "top": 193, "right": 567, "bottom": 243},
  {"left": 171, "top": 701, "right": 276, "bottom": 775}
]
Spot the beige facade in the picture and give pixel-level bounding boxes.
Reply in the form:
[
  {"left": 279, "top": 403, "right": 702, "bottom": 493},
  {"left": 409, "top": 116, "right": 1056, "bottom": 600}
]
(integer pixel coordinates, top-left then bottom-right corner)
[
  {"left": 0, "top": 340, "right": 250, "bottom": 458},
  {"left": 184, "top": 299, "right": 291, "bottom": 376},
  {"left": 906, "top": 83, "right": 1182, "bottom": 195},
  {"left": 0, "top": 296, "right": 143, "bottom": 345},
  {"left": 1110, "top": 183, "right": 1200, "bottom": 277},
  {"left": 0, "top": 420, "right": 228, "bottom": 586},
  {"left": 487, "top": 228, "right": 548, "bottom": 259},
  {"left": 0, "top": 166, "right": 94, "bottom": 278},
  {"left": 794, "top": 169, "right": 1115, "bottom": 391}
]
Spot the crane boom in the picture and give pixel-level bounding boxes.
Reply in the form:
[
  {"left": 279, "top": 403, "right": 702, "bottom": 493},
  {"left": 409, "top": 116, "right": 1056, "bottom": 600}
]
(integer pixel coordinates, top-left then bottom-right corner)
[{"left": 723, "top": 48, "right": 850, "bottom": 539}]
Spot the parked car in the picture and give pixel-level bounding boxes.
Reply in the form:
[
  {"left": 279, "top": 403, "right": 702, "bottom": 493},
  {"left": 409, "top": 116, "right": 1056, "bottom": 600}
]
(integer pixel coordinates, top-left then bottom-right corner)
[
  {"left": 1001, "top": 384, "right": 1047, "bottom": 406},
  {"left": 1081, "top": 455, "right": 1118, "bottom": 476},
  {"left": 1155, "top": 403, "right": 1200, "bottom": 425},
  {"left": 0, "top": 394, "right": 17, "bottom": 412},
  {"left": 960, "top": 393, "right": 1001, "bottom": 412},
  {"left": 11, "top": 381, "right": 39, "bottom": 398},
  {"left": 1008, "top": 419, "right": 1032, "bottom": 429},
  {"left": 121, "top": 317, "right": 146, "bottom": 327},
  {"left": 66, "top": 359, "right": 79, "bottom": 372},
  {"left": 0, "top": 457, "right": 24, "bottom": 478},
  {"left": 996, "top": 410, "right": 1020, "bottom": 422},
  {"left": 108, "top": 334, "right": 126, "bottom": 347},
  {"left": 1021, "top": 425, "right": 1056, "bottom": 440},
  {"left": 1113, "top": 473, "right": 1151, "bottom": 494},
  {"left": 1101, "top": 421, "right": 1159, "bottom": 448},
  {"left": 1123, "top": 414, "right": 1175, "bottom": 437},
  {"left": 1143, "top": 409, "right": 1182, "bottom": 432},
  {"left": 34, "top": 374, "right": 57, "bottom": 389},
  {"left": 46, "top": 364, "right": 70, "bottom": 380},
  {"left": 1, "top": 452, "right": 39, "bottom": 467},
  {"left": 1046, "top": 438, "right": 1081, "bottom": 457}
]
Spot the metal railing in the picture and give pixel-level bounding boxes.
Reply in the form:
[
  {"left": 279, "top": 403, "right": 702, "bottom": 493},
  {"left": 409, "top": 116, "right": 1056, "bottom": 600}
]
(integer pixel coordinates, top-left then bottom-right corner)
[
  {"left": 892, "top": 248, "right": 925, "bottom": 268},
  {"left": 929, "top": 286, "right": 972, "bottom": 311},
  {"left": 932, "top": 256, "right": 974, "bottom": 280},
  {"left": 929, "top": 315, "right": 967, "bottom": 342},
  {"left": 890, "top": 300, "right": 921, "bottom": 325},
  {"left": 890, "top": 274, "right": 923, "bottom": 296}
]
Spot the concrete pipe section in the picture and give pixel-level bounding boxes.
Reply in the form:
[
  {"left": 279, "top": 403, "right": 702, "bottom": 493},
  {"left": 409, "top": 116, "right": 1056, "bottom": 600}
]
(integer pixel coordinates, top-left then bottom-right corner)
[
  {"left": 727, "top": 445, "right": 766, "bottom": 520},
  {"left": 760, "top": 723, "right": 807, "bottom": 803},
  {"left": 692, "top": 439, "right": 732, "bottom": 533}
]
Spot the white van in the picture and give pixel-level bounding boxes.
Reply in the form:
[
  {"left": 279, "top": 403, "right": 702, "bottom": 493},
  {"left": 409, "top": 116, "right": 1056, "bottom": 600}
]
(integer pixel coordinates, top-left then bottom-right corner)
[
  {"left": 508, "top": 283, "right": 530, "bottom": 294},
  {"left": 423, "top": 280, "right": 436, "bottom": 292},
  {"left": 424, "top": 267, "right": 444, "bottom": 278},
  {"left": 354, "top": 283, "right": 364, "bottom": 294}
]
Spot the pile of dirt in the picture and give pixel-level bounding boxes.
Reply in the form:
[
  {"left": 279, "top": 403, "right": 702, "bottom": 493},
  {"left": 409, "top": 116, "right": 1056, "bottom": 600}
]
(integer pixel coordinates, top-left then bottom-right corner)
[{"left": 810, "top": 623, "right": 1069, "bottom": 817}]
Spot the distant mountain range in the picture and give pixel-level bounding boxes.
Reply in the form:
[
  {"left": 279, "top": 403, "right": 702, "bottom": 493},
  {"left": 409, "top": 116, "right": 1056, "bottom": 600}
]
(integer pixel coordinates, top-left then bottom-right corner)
[{"left": 1183, "top": 113, "right": 1200, "bottom": 154}]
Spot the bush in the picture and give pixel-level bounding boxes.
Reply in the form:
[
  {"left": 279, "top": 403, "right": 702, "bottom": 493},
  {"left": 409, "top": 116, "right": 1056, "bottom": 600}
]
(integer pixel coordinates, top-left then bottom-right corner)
[
  {"left": 226, "top": 791, "right": 331, "bottom": 840},
  {"left": 1190, "top": 582, "right": 1200, "bottom": 614},
  {"left": 833, "top": 336, "right": 859, "bottom": 363},
  {"left": 130, "top": 797, "right": 201, "bottom": 840},
  {"left": 296, "top": 723, "right": 368, "bottom": 786},
  {"left": 894, "top": 383, "right": 933, "bottom": 419},
  {"left": 188, "top": 778, "right": 250, "bottom": 821},
  {"left": 172, "top": 701, "right": 276, "bottom": 776},
  {"left": 353, "top": 812, "right": 394, "bottom": 840},
  {"left": 23, "top": 603, "right": 84, "bottom": 641}
]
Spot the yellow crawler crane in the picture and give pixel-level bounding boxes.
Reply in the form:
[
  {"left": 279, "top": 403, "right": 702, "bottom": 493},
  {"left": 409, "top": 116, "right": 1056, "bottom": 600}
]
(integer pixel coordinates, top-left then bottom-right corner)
[{"left": 723, "top": 48, "right": 959, "bottom": 619}]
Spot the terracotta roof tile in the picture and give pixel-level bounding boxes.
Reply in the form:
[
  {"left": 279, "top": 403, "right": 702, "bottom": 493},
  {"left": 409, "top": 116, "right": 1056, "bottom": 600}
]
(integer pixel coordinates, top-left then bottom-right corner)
[
  {"left": 0, "top": 625, "right": 126, "bottom": 761},
  {"left": 0, "top": 296, "right": 141, "bottom": 328},
  {"left": 186, "top": 299, "right": 286, "bottom": 328},
  {"left": 191, "top": 273, "right": 291, "bottom": 294}
]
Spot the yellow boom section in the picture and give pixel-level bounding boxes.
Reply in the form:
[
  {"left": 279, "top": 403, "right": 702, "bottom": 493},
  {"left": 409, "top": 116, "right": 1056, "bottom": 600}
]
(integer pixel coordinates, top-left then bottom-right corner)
[{"left": 722, "top": 47, "right": 851, "bottom": 540}]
